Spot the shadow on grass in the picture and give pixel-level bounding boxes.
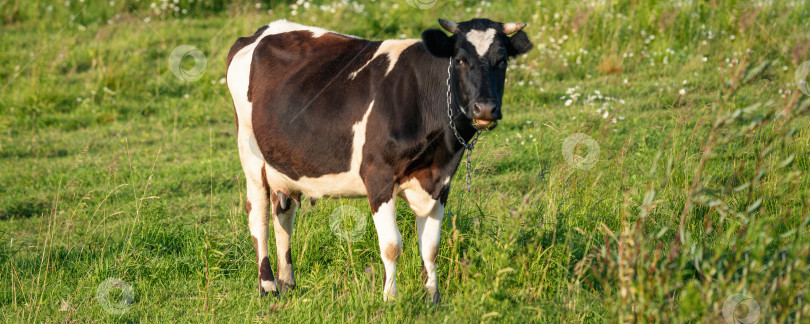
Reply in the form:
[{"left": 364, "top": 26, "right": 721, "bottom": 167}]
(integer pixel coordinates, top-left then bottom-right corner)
[{"left": 0, "top": 200, "right": 50, "bottom": 220}]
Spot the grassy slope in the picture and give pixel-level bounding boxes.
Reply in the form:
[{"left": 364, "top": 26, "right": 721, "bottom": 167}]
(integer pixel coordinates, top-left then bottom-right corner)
[{"left": 1, "top": 0, "right": 809, "bottom": 322}]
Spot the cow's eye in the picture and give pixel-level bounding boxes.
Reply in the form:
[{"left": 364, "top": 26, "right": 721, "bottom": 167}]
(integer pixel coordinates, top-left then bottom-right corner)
[{"left": 455, "top": 58, "right": 466, "bottom": 67}]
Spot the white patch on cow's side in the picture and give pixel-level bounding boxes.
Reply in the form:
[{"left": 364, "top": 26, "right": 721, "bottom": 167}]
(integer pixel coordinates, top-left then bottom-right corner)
[
  {"left": 260, "top": 101, "right": 375, "bottom": 198},
  {"left": 349, "top": 39, "right": 420, "bottom": 79},
  {"left": 466, "top": 28, "right": 496, "bottom": 57}
]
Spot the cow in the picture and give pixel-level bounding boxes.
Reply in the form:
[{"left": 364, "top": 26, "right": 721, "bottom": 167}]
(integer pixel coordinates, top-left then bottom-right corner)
[{"left": 226, "top": 18, "right": 532, "bottom": 303}]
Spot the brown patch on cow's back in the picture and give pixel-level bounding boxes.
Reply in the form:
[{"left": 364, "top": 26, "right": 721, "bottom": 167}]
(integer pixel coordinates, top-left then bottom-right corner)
[
  {"left": 248, "top": 30, "right": 366, "bottom": 103},
  {"left": 384, "top": 244, "right": 401, "bottom": 262},
  {"left": 249, "top": 30, "right": 379, "bottom": 181}
]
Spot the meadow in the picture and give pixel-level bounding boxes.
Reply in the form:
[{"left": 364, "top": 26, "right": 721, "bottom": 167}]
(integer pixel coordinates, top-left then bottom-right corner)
[{"left": 2, "top": 0, "right": 810, "bottom": 322}]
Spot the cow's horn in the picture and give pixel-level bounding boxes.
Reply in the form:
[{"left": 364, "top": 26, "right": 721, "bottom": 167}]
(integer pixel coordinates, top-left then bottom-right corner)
[
  {"left": 438, "top": 19, "right": 458, "bottom": 34},
  {"left": 502, "top": 22, "right": 526, "bottom": 34}
]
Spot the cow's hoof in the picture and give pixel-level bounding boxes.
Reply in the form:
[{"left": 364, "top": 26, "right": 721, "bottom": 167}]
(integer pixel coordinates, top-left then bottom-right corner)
[
  {"left": 259, "top": 289, "right": 279, "bottom": 298},
  {"left": 258, "top": 282, "right": 279, "bottom": 297},
  {"left": 424, "top": 289, "right": 440, "bottom": 305},
  {"left": 277, "top": 282, "right": 296, "bottom": 295}
]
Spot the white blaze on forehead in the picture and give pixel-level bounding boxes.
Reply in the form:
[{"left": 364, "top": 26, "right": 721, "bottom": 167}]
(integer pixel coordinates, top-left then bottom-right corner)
[
  {"left": 349, "top": 39, "right": 420, "bottom": 79},
  {"left": 465, "top": 28, "right": 497, "bottom": 57}
]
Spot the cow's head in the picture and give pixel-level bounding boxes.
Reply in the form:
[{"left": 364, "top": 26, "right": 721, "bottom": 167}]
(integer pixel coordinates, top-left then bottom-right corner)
[{"left": 422, "top": 18, "right": 533, "bottom": 130}]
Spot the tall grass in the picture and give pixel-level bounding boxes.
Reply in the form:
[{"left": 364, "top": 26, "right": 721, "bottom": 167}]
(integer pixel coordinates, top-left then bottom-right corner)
[{"left": 1, "top": 0, "right": 809, "bottom": 322}]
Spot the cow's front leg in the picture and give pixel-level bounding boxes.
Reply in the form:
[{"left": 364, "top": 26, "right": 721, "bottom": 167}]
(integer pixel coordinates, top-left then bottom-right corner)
[
  {"left": 371, "top": 198, "right": 402, "bottom": 301},
  {"left": 401, "top": 180, "right": 446, "bottom": 304},
  {"left": 416, "top": 201, "right": 444, "bottom": 304},
  {"left": 271, "top": 191, "right": 296, "bottom": 293}
]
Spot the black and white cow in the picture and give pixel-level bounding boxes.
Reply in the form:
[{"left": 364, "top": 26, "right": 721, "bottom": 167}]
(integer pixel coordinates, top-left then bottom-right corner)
[{"left": 226, "top": 18, "right": 532, "bottom": 302}]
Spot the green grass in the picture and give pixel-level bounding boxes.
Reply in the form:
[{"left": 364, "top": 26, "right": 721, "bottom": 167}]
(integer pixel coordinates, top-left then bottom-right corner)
[{"left": 2, "top": 0, "right": 810, "bottom": 322}]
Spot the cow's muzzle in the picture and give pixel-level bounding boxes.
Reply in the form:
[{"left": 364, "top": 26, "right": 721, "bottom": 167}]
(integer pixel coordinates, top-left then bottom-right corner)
[{"left": 471, "top": 101, "right": 500, "bottom": 130}]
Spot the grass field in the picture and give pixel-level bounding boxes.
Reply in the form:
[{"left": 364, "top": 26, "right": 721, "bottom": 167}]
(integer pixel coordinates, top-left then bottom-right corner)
[{"left": 2, "top": 0, "right": 810, "bottom": 322}]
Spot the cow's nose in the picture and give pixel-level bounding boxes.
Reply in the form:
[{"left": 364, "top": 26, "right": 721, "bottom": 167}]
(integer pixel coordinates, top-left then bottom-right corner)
[{"left": 472, "top": 101, "right": 499, "bottom": 120}]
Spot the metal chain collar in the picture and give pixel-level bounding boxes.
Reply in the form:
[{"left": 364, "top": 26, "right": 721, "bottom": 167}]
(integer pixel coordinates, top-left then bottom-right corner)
[{"left": 445, "top": 58, "right": 481, "bottom": 190}]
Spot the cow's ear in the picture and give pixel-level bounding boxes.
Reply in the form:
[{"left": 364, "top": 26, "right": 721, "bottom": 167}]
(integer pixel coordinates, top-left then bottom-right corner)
[
  {"left": 506, "top": 30, "right": 533, "bottom": 57},
  {"left": 421, "top": 29, "right": 455, "bottom": 58}
]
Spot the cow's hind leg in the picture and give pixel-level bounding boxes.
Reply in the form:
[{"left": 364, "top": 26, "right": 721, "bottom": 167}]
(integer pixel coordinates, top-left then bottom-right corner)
[
  {"left": 271, "top": 191, "right": 296, "bottom": 293},
  {"left": 240, "top": 131, "right": 277, "bottom": 296}
]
